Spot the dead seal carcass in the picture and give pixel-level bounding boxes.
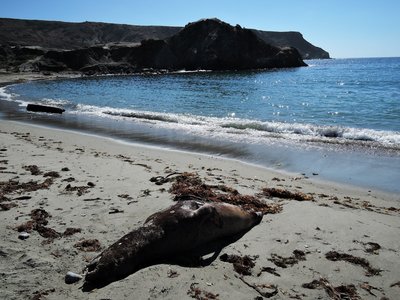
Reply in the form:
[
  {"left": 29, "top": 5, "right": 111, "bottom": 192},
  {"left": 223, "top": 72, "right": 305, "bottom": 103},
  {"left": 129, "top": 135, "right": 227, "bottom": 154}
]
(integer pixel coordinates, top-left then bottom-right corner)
[{"left": 83, "top": 200, "right": 262, "bottom": 288}]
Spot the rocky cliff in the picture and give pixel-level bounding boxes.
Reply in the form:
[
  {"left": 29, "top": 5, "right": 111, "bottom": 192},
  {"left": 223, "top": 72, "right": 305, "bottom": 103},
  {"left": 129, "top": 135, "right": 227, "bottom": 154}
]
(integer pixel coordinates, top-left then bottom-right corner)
[
  {"left": 254, "top": 30, "right": 329, "bottom": 59},
  {"left": 0, "top": 19, "right": 307, "bottom": 74},
  {"left": 0, "top": 17, "right": 329, "bottom": 59}
]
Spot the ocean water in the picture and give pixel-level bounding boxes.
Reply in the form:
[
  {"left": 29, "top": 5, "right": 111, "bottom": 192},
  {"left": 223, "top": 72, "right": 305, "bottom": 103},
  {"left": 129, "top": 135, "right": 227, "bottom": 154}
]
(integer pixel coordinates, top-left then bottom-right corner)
[{"left": 1, "top": 58, "right": 400, "bottom": 192}]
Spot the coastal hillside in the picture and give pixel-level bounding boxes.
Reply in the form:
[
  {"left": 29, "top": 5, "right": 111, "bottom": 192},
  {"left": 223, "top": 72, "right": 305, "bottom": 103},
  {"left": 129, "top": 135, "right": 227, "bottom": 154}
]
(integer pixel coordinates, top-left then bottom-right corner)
[
  {"left": 0, "top": 17, "right": 329, "bottom": 59},
  {"left": 0, "top": 19, "right": 306, "bottom": 73}
]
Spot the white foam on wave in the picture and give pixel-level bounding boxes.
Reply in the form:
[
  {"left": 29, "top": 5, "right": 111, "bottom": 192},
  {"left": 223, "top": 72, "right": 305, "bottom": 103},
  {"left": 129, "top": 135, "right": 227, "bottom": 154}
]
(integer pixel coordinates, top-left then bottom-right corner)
[
  {"left": 70, "top": 103, "right": 400, "bottom": 150},
  {"left": 0, "top": 86, "right": 16, "bottom": 101},
  {"left": 0, "top": 85, "right": 30, "bottom": 107},
  {"left": 3, "top": 84, "right": 398, "bottom": 150},
  {"left": 39, "top": 97, "right": 72, "bottom": 107},
  {"left": 74, "top": 104, "right": 215, "bottom": 129},
  {"left": 0, "top": 85, "right": 71, "bottom": 109},
  {"left": 220, "top": 118, "right": 400, "bottom": 146}
]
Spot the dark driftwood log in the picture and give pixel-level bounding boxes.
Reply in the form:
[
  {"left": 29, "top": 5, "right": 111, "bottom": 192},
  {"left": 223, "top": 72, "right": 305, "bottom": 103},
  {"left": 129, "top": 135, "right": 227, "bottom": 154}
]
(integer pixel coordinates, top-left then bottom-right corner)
[{"left": 26, "top": 104, "right": 65, "bottom": 114}]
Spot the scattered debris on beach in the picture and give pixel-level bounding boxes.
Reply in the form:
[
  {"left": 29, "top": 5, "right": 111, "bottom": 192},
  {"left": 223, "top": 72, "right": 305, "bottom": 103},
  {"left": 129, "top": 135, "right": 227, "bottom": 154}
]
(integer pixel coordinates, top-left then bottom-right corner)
[
  {"left": 109, "top": 207, "right": 124, "bottom": 214},
  {"left": 16, "top": 208, "right": 51, "bottom": 232},
  {"left": 43, "top": 171, "right": 60, "bottom": 178},
  {"left": 219, "top": 253, "right": 280, "bottom": 298},
  {"left": 167, "top": 269, "right": 179, "bottom": 278},
  {"left": 359, "top": 282, "right": 382, "bottom": 296},
  {"left": 15, "top": 209, "right": 83, "bottom": 242},
  {"left": 268, "top": 250, "right": 307, "bottom": 268},
  {"left": 62, "top": 177, "right": 75, "bottom": 182},
  {"left": 219, "top": 253, "right": 257, "bottom": 275},
  {"left": 1, "top": 178, "right": 53, "bottom": 196},
  {"left": 36, "top": 225, "right": 61, "bottom": 240},
  {"left": 0, "top": 202, "right": 18, "bottom": 211},
  {"left": 150, "top": 172, "right": 182, "bottom": 185},
  {"left": 353, "top": 240, "right": 381, "bottom": 254},
  {"left": 15, "top": 208, "right": 61, "bottom": 241},
  {"left": 13, "top": 195, "right": 32, "bottom": 200},
  {"left": 153, "top": 172, "right": 282, "bottom": 214},
  {"left": 262, "top": 187, "right": 314, "bottom": 201},
  {"left": 325, "top": 251, "right": 381, "bottom": 276},
  {"left": 63, "top": 227, "right": 82, "bottom": 236},
  {"left": 0, "top": 172, "right": 54, "bottom": 209},
  {"left": 257, "top": 267, "right": 280, "bottom": 277},
  {"left": 30, "top": 288, "right": 56, "bottom": 300},
  {"left": 74, "top": 239, "right": 102, "bottom": 252},
  {"left": 330, "top": 197, "right": 400, "bottom": 215},
  {"left": 237, "top": 276, "right": 278, "bottom": 298},
  {"left": 390, "top": 281, "right": 400, "bottom": 288},
  {"left": 187, "top": 283, "right": 219, "bottom": 300},
  {"left": 302, "top": 278, "right": 360, "bottom": 299},
  {"left": 23, "top": 165, "right": 42, "bottom": 175},
  {"left": 64, "top": 182, "right": 95, "bottom": 196}
]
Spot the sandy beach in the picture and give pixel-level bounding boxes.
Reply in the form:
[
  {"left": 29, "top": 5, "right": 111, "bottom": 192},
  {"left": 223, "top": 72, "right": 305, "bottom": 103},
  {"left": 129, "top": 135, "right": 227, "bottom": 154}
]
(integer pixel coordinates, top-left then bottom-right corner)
[
  {"left": 0, "top": 118, "right": 399, "bottom": 300},
  {"left": 0, "top": 72, "right": 82, "bottom": 87}
]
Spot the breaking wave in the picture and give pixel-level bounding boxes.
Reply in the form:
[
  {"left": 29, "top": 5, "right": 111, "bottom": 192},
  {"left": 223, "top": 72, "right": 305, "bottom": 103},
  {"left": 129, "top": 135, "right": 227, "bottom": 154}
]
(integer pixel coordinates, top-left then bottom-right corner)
[
  {"left": 2, "top": 81, "right": 400, "bottom": 151},
  {"left": 0, "top": 86, "right": 74, "bottom": 109},
  {"left": 73, "top": 104, "right": 400, "bottom": 150}
]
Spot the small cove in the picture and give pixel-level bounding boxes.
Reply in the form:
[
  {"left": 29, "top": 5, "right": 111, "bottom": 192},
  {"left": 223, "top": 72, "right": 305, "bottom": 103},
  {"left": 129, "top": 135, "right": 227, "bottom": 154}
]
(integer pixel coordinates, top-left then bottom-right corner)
[{"left": 1, "top": 58, "right": 400, "bottom": 193}]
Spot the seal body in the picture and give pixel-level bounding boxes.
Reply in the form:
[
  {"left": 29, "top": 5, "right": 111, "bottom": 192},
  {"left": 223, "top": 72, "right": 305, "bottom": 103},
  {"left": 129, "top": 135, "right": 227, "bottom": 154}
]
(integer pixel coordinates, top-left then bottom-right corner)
[{"left": 84, "top": 200, "right": 262, "bottom": 288}]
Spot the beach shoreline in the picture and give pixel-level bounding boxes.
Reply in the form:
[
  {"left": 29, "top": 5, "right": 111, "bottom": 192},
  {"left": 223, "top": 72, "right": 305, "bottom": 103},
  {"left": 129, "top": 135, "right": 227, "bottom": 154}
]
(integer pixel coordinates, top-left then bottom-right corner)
[
  {"left": 1, "top": 70, "right": 400, "bottom": 195},
  {"left": 0, "top": 71, "right": 83, "bottom": 88},
  {"left": 0, "top": 119, "right": 399, "bottom": 299}
]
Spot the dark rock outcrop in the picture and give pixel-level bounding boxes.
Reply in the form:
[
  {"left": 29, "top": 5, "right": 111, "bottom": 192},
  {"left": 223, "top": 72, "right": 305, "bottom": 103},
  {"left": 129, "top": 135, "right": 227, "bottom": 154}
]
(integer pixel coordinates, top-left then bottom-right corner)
[
  {"left": 138, "top": 19, "right": 306, "bottom": 70},
  {"left": 1, "top": 19, "right": 307, "bottom": 74},
  {"left": 0, "top": 17, "right": 329, "bottom": 59},
  {"left": 0, "top": 45, "right": 46, "bottom": 71}
]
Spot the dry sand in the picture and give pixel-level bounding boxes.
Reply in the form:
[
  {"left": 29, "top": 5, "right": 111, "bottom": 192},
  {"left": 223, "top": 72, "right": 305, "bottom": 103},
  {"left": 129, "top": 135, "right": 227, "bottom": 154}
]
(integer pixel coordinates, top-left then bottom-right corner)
[{"left": 0, "top": 119, "right": 399, "bottom": 300}]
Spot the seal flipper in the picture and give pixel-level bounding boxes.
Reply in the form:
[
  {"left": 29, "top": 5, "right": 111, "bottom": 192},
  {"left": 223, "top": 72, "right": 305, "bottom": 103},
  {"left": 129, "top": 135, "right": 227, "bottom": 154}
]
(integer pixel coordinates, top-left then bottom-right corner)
[
  {"left": 83, "top": 255, "right": 101, "bottom": 274},
  {"left": 83, "top": 225, "right": 164, "bottom": 289},
  {"left": 169, "top": 246, "right": 223, "bottom": 267}
]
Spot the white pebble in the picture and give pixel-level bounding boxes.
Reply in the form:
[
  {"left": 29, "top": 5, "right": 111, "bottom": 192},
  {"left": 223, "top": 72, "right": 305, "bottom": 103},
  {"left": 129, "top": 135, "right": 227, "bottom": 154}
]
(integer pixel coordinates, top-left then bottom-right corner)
[
  {"left": 18, "top": 232, "right": 30, "bottom": 240},
  {"left": 65, "top": 271, "right": 83, "bottom": 284}
]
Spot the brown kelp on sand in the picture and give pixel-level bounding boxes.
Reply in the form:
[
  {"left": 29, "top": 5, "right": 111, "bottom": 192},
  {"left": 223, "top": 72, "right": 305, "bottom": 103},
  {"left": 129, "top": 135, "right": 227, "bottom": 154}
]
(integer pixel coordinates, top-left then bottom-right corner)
[{"left": 152, "top": 172, "right": 282, "bottom": 214}]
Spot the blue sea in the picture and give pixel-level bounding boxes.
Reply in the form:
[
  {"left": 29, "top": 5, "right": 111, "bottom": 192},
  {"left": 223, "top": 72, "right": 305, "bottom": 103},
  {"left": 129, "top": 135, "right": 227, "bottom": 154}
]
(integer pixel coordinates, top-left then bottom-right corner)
[{"left": 1, "top": 58, "right": 400, "bottom": 193}]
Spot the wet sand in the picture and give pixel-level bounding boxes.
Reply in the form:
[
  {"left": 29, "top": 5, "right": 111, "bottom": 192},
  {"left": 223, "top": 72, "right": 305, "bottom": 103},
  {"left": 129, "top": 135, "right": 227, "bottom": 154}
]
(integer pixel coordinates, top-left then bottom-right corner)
[{"left": 0, "top": 120, "right": 399, "bottom": 300}]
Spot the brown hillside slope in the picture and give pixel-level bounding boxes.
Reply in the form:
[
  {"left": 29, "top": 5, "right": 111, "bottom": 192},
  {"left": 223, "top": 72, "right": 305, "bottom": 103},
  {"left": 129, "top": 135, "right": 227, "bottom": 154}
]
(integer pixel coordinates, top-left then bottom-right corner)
[{"left": 0, "top": 18, "right": 329, "bottom": 59}]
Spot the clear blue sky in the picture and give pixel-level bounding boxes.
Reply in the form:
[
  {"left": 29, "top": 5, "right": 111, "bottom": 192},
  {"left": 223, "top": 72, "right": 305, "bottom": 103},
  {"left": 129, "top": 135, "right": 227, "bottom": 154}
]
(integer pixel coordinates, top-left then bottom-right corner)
[{"left": 1, "top": 0, "right": 399, "bottom": 58}]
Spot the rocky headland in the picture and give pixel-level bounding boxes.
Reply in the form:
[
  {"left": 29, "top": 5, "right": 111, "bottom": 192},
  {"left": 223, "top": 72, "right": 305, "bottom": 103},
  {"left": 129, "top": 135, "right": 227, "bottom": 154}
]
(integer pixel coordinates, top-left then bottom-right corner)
[{"left": 0, "top": 18, "right": 323, "bottom": 75}]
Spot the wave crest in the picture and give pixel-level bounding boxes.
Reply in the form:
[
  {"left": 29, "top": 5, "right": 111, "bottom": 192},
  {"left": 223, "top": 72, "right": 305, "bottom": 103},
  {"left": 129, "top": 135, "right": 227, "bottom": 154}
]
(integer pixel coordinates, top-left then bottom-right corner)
[
  {"left": 2, "top": 86, "right": 399, "bottom": 150},
  {"left": 73, "top": 104, "right": 400, "bottom": 149}
]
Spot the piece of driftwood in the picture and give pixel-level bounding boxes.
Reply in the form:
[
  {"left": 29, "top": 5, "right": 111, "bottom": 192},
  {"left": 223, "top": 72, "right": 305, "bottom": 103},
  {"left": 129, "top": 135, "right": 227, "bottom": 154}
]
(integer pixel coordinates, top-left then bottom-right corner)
[{"left": 26, "top": 104, "right": 65, "bottom": 114}]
